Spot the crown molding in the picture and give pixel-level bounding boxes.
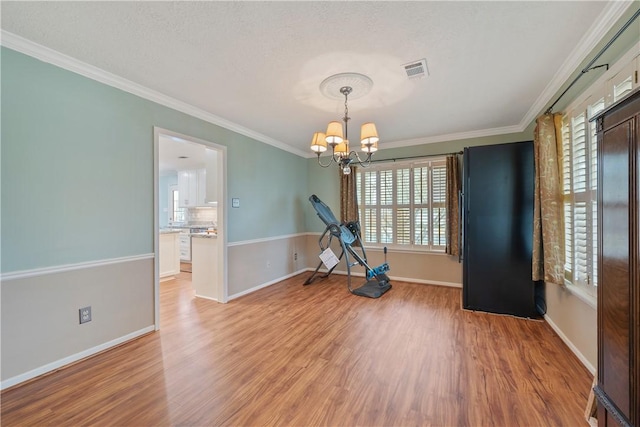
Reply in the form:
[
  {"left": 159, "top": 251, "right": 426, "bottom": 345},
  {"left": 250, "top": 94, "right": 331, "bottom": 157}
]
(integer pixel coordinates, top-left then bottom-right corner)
[
  {"left": 520, "top": 0, "right": 635, "bottom": 127},
  {"left": 378, "top": 124, "right": 524, "bottom": 151},
  {"left": 0, "top": 30, "right": 309, "bottom": 158}
]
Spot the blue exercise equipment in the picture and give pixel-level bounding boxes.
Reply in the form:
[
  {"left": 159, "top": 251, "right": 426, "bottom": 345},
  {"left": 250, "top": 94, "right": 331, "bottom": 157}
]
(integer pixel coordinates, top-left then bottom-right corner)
[{"left": 304, "top": 194, "right": 392, "bottom": 298}]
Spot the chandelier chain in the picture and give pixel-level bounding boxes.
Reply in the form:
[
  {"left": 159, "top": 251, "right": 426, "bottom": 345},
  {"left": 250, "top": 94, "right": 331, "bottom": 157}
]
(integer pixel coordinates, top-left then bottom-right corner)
[{"left": 342, "top": 87, "right": 350, "bottom": 142}]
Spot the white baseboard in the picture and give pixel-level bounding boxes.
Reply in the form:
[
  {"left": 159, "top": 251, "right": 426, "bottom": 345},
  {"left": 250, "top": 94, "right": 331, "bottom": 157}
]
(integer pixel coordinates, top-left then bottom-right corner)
[
  {"left": 0, "top": 325, "right": 155, "bottom": 390},
  {"left": 195, "top": 293, "right": 219, "bottom": 302},
  {"left": 544, "top": 314, "right": 596, "bottom": 375},
  {"left": 305, "top": 267, "right": 462, "bottom": 288},
  {"left": 227, "top": 268, "right": 309, "bottom": 301},
  {"left": 226, "top": 266, "right": 460, "bottom": 301}
]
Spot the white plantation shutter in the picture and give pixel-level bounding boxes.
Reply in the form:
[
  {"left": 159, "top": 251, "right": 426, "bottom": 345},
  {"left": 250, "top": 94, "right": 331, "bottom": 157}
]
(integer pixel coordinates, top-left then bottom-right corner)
[
  {"left": 364, "top": 208, "right": 377, "bottom": 243},
  {"left": 364, "top": 171, "right": 377, "bottom": 205},
  {"left": 379, "top": 170, "right": 394, "bottom": 243},
  {"left": 564, "top": 202, "right": 573, "bottom": 274},
  {"left": 397, "top": 169, "right": 410, "bottom": 204},
  {"left": 562, "top": 117, "right": 573, "bottom": 275},
  {"left": 414, "top": 166, "right": 430, "bottom": 246},
  {"left": 397, "top": 208, "right": 411, "bottom": 245},
  {"left": 614, "top": 75, "right": 633, "bottom": 101},
  {"left": 362, "top": 170, "right": 378, "bottom": 243},
  {"left": 562, "top": 117, "right": 573, "bottom": 194},
  {"left": 571, "top": 113, "right": 587, "bottom": 193},
  {"left": 380, "top": 208, "right": 393, "bottom": 243},
  {"left": 414, "top": 208, "right": 429, "bottom": 245},
  {"left": 588, "top": 97, "right": 604, "bottom": 287},
  {"left": 607, "top": 60, "right": 637, "bottom": 105},
  {"left": 431, "top": 164, "right": 447, "bottom": 247},
  {"left": 396, "top": 169, "right": 411, "bottom": 244},
  {"left": 573, "top": 201, "right": 589, "bottom": 285},
  {"left": 570, "top": 112, "right": 589, "bottom": 287},
  {"left": 588, "top": 98, "right": 604, "bottom": 191},
  {"left": 380, "top": 170, "right": 393, "bottom": 205},
  {"left": 358, "top": 159, "right": 446, "bottom": 251}
]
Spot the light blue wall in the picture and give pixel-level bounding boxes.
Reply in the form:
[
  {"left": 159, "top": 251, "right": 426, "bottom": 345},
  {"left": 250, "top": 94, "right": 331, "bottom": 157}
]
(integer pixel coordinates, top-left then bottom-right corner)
[
  {"left": 159, "top": 173, "right": 177, "bottom": 228},
  {"left": 1, "top": 47, "right": 308, "bottom": 273}
]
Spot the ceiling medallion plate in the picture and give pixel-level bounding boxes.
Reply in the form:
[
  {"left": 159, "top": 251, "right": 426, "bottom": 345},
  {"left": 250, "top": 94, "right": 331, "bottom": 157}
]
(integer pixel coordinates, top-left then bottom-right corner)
[{"left": 319, "top": 72, "right": 373, "bottom": 100}]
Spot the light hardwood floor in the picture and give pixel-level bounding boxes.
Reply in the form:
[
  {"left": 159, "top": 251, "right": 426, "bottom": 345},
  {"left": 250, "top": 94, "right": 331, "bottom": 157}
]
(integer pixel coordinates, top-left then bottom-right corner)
[{"left": 1, "top": 273, "right": 591, "bottom": 426}]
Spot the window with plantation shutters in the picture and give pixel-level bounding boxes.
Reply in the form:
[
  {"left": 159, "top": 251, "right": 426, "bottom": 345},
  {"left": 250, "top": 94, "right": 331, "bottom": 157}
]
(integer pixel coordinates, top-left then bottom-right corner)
[
  {"left": 356, "top": 158, "right": 446, "bottom": 252},
  {"left": 559, "top": 45, "right": 640, "bottom": 302},
  {"left": 562, "top": 95, "right": 604, "bottom": 296}
]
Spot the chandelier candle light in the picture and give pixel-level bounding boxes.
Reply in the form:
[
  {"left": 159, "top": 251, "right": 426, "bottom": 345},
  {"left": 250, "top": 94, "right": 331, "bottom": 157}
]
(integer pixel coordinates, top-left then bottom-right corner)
[{"left": 310, "top": 73, "right": 379, "bottom": 174}]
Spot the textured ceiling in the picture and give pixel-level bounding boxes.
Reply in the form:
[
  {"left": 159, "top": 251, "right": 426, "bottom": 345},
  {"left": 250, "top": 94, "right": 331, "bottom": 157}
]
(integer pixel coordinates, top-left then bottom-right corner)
[{"left": 1, "top": 1, "right": 627, "bottom": 156}]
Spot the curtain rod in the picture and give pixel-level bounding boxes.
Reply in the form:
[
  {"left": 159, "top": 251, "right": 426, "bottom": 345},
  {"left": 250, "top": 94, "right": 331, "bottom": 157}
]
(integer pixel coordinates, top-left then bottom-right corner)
[
  {"left": 369, "top": 151, "right": 463, "bottom": 164},
  {"left": 546, "top": 6, "right": 640, "bottom": 114}
]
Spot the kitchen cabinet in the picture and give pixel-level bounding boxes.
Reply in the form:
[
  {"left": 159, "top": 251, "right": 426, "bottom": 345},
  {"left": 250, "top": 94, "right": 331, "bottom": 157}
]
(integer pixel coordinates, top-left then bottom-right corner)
[
  {"left": 159, "top": 232, "right": 180, "bottom": 280},
  {"left": 178, "top": 168, "right": 207, "bottom": 207},
  {"left": 191, "top": 235, "right": 219, "bottom": 301},
  {"left": 179, "top": 232, "right": 191, "bottom": 261},
  {"left": 177, "top": 169, "right": 197, "bottom": 207}
]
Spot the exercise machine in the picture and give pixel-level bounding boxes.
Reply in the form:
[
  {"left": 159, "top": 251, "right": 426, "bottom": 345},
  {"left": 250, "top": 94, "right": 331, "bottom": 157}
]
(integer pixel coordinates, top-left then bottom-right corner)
[{"left": 304, "top": 194, "right": 391, "bottom": 298}]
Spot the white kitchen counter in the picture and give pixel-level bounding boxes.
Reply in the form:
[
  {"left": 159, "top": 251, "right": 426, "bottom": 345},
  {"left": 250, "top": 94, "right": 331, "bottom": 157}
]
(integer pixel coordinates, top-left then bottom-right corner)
[
  {"left": 190, "top": 232, "right": 217, "bottom": 238},
  {"left": 159, "top": 229, "right": 182, "bottom": 234}
]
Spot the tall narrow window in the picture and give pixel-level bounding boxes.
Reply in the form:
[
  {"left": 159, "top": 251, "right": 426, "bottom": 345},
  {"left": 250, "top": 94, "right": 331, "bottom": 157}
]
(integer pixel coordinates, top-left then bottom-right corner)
[
  {"left": 562, "top": 96, "right": 603, "bottom": 296},
  {"left": 171, "top": 188, "right": 186, "bottom": 223}
]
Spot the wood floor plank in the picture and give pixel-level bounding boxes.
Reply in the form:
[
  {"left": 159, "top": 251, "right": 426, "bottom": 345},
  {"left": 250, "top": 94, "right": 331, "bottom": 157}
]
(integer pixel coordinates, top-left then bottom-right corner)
[{"left": 1, "top": 273, "right": 591, "bottom": 426}]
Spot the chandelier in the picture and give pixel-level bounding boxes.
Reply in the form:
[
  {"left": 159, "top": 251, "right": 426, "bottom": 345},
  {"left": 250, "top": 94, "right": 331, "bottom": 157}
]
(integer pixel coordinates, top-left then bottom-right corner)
[{"left": 310, "top": 73, "right": 379, "bottom": 175}]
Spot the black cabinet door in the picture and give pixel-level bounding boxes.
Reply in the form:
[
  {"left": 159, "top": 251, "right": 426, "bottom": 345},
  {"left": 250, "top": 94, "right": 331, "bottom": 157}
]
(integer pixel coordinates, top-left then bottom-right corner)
[{"left": 462, "top": 141, "right": 538, "bottom": 318}]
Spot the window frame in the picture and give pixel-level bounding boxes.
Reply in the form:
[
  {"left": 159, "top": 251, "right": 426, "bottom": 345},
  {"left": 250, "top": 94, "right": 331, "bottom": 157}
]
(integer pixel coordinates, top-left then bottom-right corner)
[
  {"left": 560, "top": 43, "right": 639, "bottom": 305},
  {"left": 356, "top": 157, "right": 447, "bottom": 253},
  {"left": 169, "top": 184, "right": 186, "bottom": 224}
]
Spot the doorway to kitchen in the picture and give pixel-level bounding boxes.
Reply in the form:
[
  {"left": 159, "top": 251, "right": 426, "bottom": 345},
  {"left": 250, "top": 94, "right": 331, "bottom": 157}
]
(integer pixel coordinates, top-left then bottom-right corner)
[{"left": 153, "top": 127, "right": 227, "bottom": 330}]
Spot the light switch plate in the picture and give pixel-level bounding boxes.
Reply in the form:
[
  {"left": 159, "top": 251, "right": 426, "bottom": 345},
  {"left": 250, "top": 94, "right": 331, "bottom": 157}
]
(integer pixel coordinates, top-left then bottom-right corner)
[{"left": 232, "top": 198, "right": 240, "bottom": 208}]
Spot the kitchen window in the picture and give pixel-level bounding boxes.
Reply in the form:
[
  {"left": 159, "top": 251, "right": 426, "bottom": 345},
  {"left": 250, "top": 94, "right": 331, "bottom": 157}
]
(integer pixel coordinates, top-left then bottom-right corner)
[
  {"left": 356, "top": 158, "right": 447, "bottom": 252},
  {"left": 171, "top": 187, "right": 186, "bottom": 223}
]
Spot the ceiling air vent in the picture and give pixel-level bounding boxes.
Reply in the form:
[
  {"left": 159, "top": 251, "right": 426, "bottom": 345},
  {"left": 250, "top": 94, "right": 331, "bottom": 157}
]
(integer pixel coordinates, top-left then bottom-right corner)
[{"left": 403, "top": 59, "right": 429, "bottom": 79}]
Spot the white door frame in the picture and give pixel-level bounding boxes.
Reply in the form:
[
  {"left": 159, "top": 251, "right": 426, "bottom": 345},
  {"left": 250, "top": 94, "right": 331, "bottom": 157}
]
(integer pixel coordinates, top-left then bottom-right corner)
[{"left": 153, "top": 127, "right": 228, "bottom": 330}]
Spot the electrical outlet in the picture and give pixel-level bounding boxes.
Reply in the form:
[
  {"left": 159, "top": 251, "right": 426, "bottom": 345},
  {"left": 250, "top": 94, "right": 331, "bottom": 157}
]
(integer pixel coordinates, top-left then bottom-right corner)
[
  {"left": 266, "top": 261, "right": 271, "bottom": 269},
  {"left": 294, "top": 252, "right": 298, "bottom": 261},
  {"left": 79, "top": 306, "right": 92, "bottom": 324}
]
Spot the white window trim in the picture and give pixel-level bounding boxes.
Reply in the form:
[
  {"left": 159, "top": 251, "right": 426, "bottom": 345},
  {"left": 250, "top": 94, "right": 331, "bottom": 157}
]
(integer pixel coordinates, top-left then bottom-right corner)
[
  {"left": 565, "top": 280, "right": 597, "bottom": 309},
  {"left": 357, "top": 157, "right": 447, "bottom": 254}
]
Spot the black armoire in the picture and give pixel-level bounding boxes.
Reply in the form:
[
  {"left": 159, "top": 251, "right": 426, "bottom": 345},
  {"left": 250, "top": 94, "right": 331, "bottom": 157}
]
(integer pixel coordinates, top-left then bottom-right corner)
[
  {"left": 593, "top": 89, "right": 640, "bottom": 427},
  {"left": 462, "top": 141, "right": 541, "bottom": 318}
]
